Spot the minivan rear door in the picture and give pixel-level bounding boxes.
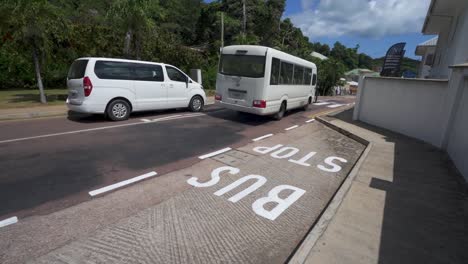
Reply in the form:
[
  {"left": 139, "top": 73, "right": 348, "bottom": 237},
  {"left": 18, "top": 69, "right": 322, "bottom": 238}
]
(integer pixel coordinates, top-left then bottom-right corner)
[{"left": 67, "top": 59, "right": 88, "bottom": 105}]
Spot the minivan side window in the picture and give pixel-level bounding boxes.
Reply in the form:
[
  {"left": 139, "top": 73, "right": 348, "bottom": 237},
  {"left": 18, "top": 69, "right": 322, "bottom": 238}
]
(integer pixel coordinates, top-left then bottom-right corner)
[
  {"left": 68, "top": 60, "right": 88, "bottom": 79},
  {"left": 270, "top": 58, "right": 280, "bottom": 85},
  {"left": 133, "top": 63, "right": 164, "bottom": 82},
  {"left": 165, "top": 66, "right": 188, "bottom": 82},
  {"left": 94, "top": 61, "right": 133, "bottom": 80}
]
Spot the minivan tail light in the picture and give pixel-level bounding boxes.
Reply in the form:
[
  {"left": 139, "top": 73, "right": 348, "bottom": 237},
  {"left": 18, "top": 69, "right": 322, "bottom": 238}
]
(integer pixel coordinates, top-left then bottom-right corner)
[
  {"left": 253, "top": 100, "right": 266, "bottom": 108},
  {"left": 215, "top": 94, "right": 222, "bottom": 101},
  {"left": 83, "top": 76, "right": 93, "bottom": 97}
]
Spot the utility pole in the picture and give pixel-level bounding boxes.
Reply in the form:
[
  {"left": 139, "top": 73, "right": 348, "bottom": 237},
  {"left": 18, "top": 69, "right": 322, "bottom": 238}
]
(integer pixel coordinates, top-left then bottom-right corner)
[
  {"left": 242, "top": 0, "right": 246, "bottom": 37},
  {"left": 221, "top": 12, "right": 224, "bottom": 48}
]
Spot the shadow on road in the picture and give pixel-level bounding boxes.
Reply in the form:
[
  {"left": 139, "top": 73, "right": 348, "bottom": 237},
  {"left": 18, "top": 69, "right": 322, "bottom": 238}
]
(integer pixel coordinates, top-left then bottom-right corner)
[{"left": 66, "top": 105, "right": 224, "bottom": 123}]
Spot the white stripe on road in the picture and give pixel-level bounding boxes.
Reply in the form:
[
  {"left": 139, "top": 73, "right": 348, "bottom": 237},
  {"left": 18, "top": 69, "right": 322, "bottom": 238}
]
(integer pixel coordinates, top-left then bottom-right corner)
[
  {"left": 252, "top": 134, "right": 273, "bottom": 142},
  {"left": 89, "top": 171, "right": 157, "bottom": 197},
  {"left": 285, "top": 125, "right": 299, "bottom": 131},
  {"left": 327, "top": 104, "right": 345, "bottom": 108},
  {"left": 0, "top": 216, "right": 18, "bottom": 228},
  {"left": 313, "top": 102, "right": 330, "bottom": 106},
  {"left": 198, "top": 147, "right": 232, "bottom": 159},
  {"left": 306, "top": 119, "right": 315, "bottom": 123},
  {"left": 141, "top": 115, "right": 184, "bottom": 123},
  {"left": 0, "top": 113, "right": 204, "bottom": 145}
]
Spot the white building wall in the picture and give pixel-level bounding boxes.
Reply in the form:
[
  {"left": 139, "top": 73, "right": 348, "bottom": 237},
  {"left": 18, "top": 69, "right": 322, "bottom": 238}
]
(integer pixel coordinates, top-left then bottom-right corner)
[
  {"left": 430, "top": 6, "right": 468, "bottom": 78},
  {"left": 353, "top": 77, "right": 448, "bottom": 147},
  {"left": 446, "top": 78, "right": 468, "bottom": 182}
]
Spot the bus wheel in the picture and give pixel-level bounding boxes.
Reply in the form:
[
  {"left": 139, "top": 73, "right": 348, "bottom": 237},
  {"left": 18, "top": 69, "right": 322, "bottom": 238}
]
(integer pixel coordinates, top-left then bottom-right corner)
[
  {"left": 302, "top": 97, "right": 312, "bottom": 111},
  {"left": 274, "top": 102, "right": 286, "bottom": 120}
]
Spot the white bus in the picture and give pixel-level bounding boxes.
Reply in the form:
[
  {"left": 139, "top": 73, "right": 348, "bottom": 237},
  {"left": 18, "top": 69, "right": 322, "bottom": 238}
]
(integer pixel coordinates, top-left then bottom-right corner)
[{"left": 215, "top": 45, "right": 317, "bottom": 120}]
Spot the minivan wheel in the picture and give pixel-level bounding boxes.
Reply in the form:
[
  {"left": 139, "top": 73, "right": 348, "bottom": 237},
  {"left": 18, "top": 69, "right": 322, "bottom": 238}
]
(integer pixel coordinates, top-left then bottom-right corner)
[
  {"left": 189, "top": 96, "right": 204, "bottom": 112},
  {"left": 274, "top": 102, "right": 286, "bottom": 120},
  {"left": 107, "top": 99, "right": 130, "bottom": 121}
]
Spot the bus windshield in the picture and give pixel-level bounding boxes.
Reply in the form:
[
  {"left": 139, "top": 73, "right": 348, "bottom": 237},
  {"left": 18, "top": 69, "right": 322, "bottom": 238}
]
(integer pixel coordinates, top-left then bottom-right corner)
[{"left": 219, "top": 54, "right": 265, "bottom": 78}]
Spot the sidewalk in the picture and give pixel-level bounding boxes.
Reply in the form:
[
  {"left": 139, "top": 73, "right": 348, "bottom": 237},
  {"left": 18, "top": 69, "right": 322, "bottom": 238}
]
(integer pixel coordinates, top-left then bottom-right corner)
[
  {"left": 298, "top": 109, "right": 468, "bottom": 264},
  {"left": 0, "top": 97, "right": 216, "bottom": 121},
  {"left": 0, "top": 105, "right": 67, "bottom": 121}
]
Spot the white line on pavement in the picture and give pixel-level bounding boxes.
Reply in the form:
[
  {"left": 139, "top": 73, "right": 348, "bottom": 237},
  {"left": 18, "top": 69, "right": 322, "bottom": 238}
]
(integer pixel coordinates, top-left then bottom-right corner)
[
  {"left": 89, "top": 171, "right": 158, "bottom": 197},
  {"left": 327, "top": 104, "right": 345, "bottom": 108},
  {"left": 306, "top": 119, "right": 315, "bottom": 123},
  {"left": 285, "top": 125, "right": 299, "bottom": 131},
  {"left": 0, "top": 113, "right": 205, "bottom": 145},
  {"left": 0, "top": 216, "right": 18, "bottom": 228},
  {"left": 140, "top": 119, "right": 152, "bottom": 122},
  {"left": 313, "top": 102, "right": 330, "bottom": 106},
  {"left": 252, "top": 134, "right": 273, "bottom": 142},
  {"left": 198, "top": 147, "right": 232, "bottom": 159}
]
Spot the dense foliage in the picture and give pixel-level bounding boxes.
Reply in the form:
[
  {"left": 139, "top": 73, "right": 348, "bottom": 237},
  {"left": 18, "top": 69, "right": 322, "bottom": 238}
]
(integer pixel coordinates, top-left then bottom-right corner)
[{"left": 0, "top": 0, "right": 419, "bottom": 101}]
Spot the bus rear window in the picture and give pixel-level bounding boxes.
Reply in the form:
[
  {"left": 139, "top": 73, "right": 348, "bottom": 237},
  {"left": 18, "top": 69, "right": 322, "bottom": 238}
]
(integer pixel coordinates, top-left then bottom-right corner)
[
  {"left": 219, "top": 54, "right": 265, "bottom": 78},
  {"left": 67, "top": 60, "right": 88, "bottom": 79}
]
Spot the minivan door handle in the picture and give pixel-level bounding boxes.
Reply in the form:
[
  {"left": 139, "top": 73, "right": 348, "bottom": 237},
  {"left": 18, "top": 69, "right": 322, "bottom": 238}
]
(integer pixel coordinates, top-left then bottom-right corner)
[{"left": 169, "top": 84, "right": 174, "bottom": 88}]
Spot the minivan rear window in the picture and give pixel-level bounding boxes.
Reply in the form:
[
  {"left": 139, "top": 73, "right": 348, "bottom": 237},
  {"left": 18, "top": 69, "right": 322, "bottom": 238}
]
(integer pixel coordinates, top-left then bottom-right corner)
[{"left": 67, "top": 60, "right": 88, "bottom": 79}]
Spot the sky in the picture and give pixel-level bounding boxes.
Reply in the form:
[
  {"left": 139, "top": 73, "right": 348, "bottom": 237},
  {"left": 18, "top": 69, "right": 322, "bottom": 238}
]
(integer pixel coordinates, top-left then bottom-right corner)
[
  {"left": 285, "top": 0, "right": 435, "bottom": 59},
  {"left": 205, "top": 0, "right": 436, "bottom": 59}
]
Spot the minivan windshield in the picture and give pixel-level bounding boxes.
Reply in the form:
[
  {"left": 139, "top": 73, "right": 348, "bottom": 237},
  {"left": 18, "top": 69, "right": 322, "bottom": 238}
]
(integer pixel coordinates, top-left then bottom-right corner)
[
  {"left": 67, "top": 60, "right": 88, "bottom": 79},
  {"left": 219, "top": 54, "right": 265, "bottom": 78}
]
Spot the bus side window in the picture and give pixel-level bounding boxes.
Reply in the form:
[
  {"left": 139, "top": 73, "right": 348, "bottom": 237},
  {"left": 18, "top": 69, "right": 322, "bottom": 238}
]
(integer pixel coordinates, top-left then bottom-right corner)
[
  {"left": 305, "top": 68, "right": 312, "bottom": 85},
  {"left": 270, "top": 58, "right": 280, "bottom": 85},
  {"left": 280, "top": 62, "right": 293, "bottom": 85},
  {"left": 312, "top": 73, "right": 317, "bottom": 86}
]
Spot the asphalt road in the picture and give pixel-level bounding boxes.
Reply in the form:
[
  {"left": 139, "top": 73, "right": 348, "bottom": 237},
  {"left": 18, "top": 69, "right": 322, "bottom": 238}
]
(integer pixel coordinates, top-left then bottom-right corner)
[{"left": 0, "top": 96, "right": 355, "bottom": 220}]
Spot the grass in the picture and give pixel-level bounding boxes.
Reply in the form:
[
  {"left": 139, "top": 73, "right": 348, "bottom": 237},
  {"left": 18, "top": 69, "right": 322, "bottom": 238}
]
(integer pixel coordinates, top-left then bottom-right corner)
[
  {"left": 0, "top": 89, "right": 68, "bottom": 109},
  {"left": 205, "top": 89, "right": 216, "bottom": 96}
]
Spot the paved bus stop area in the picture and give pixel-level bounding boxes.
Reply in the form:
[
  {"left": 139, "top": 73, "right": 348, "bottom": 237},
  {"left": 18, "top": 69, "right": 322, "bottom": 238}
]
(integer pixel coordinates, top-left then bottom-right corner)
[{"left": 27, "top": 121, "right": 364, "bottom": 263}]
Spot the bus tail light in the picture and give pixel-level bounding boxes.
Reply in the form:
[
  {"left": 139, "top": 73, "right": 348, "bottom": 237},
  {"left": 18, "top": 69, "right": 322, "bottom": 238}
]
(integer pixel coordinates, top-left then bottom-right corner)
[
  {"left": 215, "top": 94, "right": 222, "bottom": 101},
  {"left": 253, "top": 100, "right": 266, "bottom": 108}
]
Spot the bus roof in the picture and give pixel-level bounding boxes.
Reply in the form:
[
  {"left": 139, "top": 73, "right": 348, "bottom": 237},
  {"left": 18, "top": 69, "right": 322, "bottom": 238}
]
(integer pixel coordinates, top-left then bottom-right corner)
[{"left": 221, "top": 45, "right": 316, "bottom": 69}]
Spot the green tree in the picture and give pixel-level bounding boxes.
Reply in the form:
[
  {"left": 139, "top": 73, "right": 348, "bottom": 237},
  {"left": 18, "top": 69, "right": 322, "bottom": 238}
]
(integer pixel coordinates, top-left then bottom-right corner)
[
  {"left": 0, "top": 0, "right": 68, "bottom": 103},
  {"left": 313, "top": 58, "right": 346, "bottom": 96},
  {"left": 107, "top": 0, "right": 161, "bottom": 59}
]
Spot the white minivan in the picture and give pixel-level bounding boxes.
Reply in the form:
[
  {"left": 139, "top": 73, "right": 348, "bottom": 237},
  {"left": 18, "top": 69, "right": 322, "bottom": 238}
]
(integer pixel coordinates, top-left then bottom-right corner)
[
  {"left": 66, "top": 58, "right": 206, "bottom": 121},
  {"left": 215, "top": 45, "right": 317, "bottom": 120}
]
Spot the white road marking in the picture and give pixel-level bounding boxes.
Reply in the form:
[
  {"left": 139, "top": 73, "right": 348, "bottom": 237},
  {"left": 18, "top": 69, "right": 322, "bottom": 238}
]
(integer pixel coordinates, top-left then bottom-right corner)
[
  {"left": 313, "top": 102, "right": 330, "bottom": 106},
  {"left": 327, "top": 104, "right": 345, "bottom": 108},
  {"left": 252, "top": 134, "right": 273, "bottom": 142},
  {"left": 0, "top": 216, "right": 18, "bottom": 228},
  {"left": 306, "top": 119, "right": 315, "bottom": 123},
  {"left": 0, "top": 113, "right": 204, "bottom": 145},
  {"left": 285, "top": 125, "right": 299, "bottom": 131},
  {"left": 141, "top": 119, "right": 152, "bottom": 122},
  {"left": 198, "top": 147, "right": 232, "bottom": 159},
  {"left": 89, "top": 171, "right": 157, "bottom": 196}
]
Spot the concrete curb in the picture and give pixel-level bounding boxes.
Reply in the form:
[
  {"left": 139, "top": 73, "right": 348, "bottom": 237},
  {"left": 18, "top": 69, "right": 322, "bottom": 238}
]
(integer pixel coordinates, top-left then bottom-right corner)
[
  {"left": 0, "top": 111, "right": 66, "bottom": 121},
  {"left": 288, "top": 109, "right": 372, "bottom": 264}
]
